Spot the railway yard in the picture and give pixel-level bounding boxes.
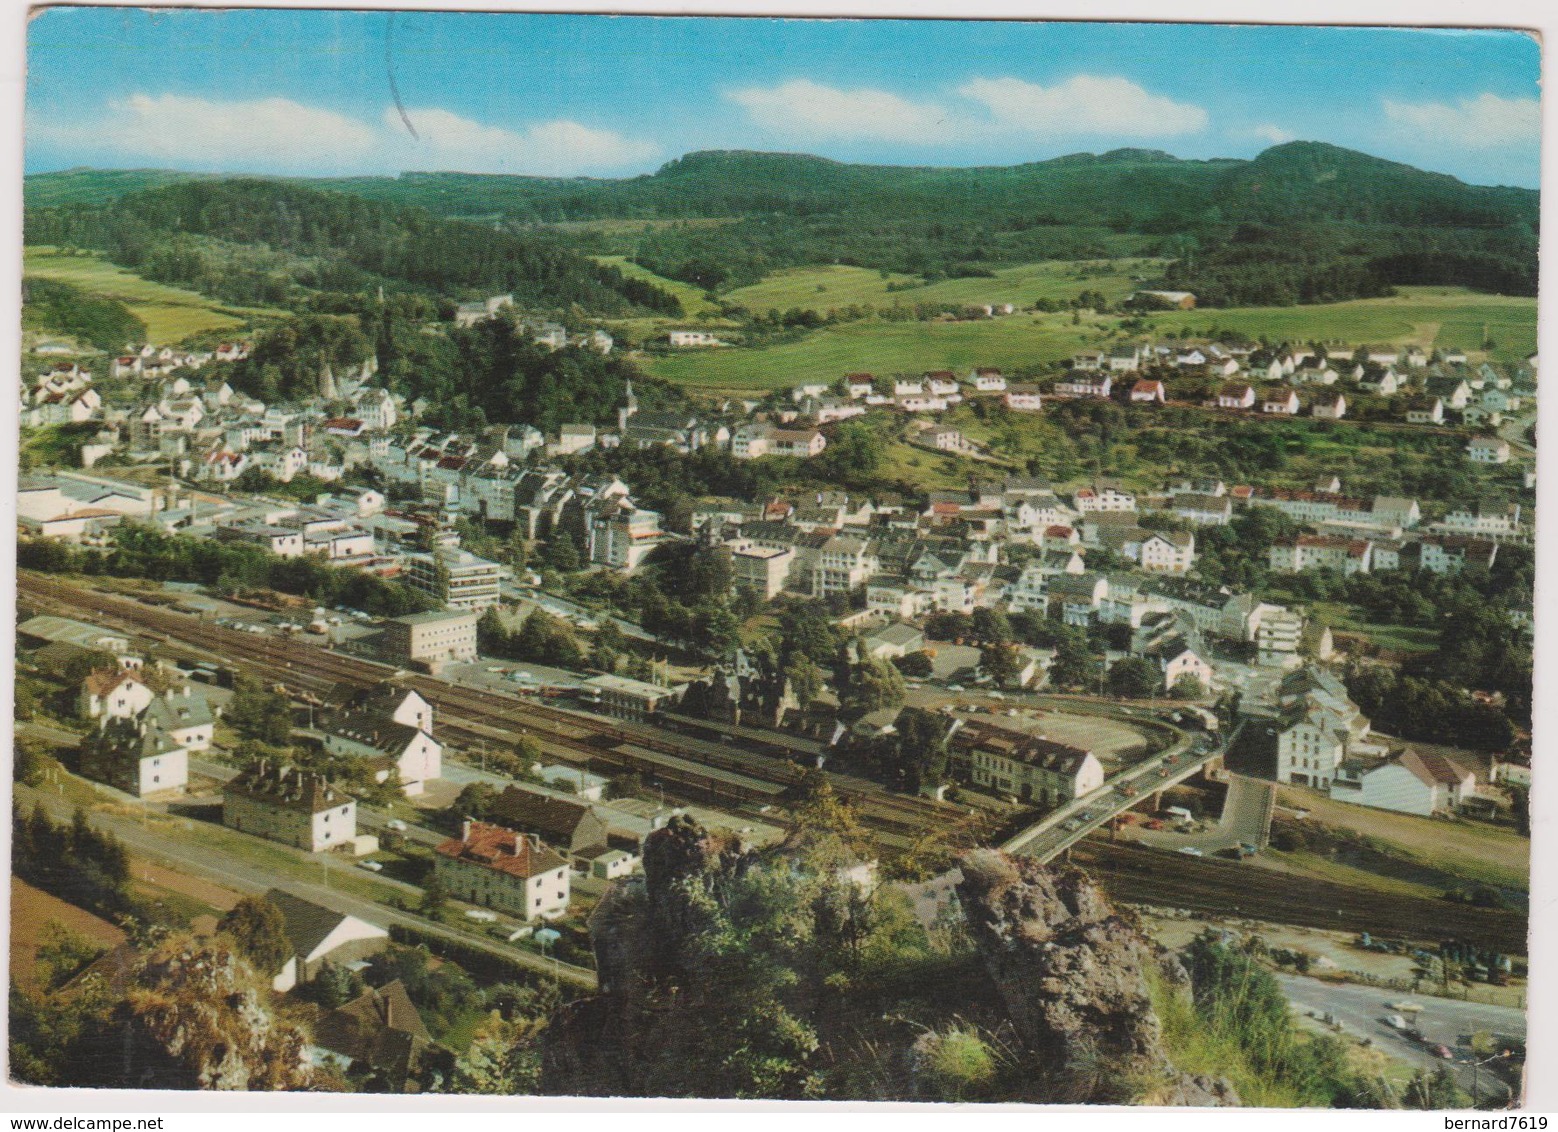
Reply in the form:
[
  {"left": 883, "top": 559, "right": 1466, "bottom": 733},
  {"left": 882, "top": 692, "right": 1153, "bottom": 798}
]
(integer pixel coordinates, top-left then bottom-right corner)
[
  {"left": 17, "top": 569, "right": 1530, "bottom": 959},
  {"left": 17, "top": 571, "right": 951, "bottom": 844}
]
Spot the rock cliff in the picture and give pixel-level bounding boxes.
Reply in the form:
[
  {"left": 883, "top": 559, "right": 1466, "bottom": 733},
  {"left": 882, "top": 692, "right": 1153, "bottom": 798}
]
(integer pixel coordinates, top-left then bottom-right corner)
[
  {"left": 956, "top": 848, "right": 1238, "bottom": 1105},
  {"left": 544, "top": 819, "right": 1238, "bottom": 1105}
]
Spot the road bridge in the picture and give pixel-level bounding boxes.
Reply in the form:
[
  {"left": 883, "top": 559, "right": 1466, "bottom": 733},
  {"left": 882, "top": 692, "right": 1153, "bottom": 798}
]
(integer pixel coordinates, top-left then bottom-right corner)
[{"left": 1001, "top": 725, "right": 1222, "bottom": 862}]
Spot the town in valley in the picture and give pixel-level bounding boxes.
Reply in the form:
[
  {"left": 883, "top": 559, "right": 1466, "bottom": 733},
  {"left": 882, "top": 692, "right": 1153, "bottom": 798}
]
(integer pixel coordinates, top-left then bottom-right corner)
[{"left": 11, "top": 9, "right": 1539, "bottom": 1110}]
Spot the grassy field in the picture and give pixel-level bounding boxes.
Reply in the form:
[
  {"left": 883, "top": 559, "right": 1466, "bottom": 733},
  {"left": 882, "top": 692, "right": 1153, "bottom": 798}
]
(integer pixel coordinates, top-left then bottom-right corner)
[
  {"left": 592, "top": 255, "right": 724, "bottom": 319},
  {"left": 1278, "top": 787, "right": 1528, "bottom": 893},
  {"left": 24, "top": 246, "right": 285, "bottom": 344},
  {"left": 642, "top": 312, "right": 1105, "bottom": 392},
  {"left": 723, "top": 257, "right": 1164, "bottom": 315},
  {"left": 10, "top": 879, "right": 127, "bottom": 994},
  {"left": 638, "top": 285, "right": 1537, "bottom": 394},
  {"left": 1140, "top": 287, "right": 1538, "bottom": 364}
]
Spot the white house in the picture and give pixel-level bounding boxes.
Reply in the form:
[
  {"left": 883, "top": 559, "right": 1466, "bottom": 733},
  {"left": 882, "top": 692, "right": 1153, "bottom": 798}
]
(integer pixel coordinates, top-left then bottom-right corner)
[
  {"left": 1404, "top": 396, "right": 1444, "bottom": 425},
  {"left": 1054, "top": 372, "right": 1113, "bottom": 398},
  {"left": 1217, "top": 383, "right": 1256, "bottom": 410},
  {"left": 1329, "top": 749, "right": 1477, "bottom": 817},
  {"left": 969, "top": 368, "right": 1007, "bottom": 393},
  {"left": 78, "top": 667, "right": 155, "bottom": 721},
  {"left": 433, "top": 820, "right": 571, "bottom": 921},
  {"left": 223, "top": 763, "right": 357, "bottom": 852},
  {"left": 950, "top": 721, "right": 1104, "bottom": 808},
  {"left": 1140, "top": 531, "right": 1195, "bottom": 574},
  {"left": 1312, "top": 392, "right": 1348, "bottom": 420},
  {"left": 1003, "top": 384, "right": 1044, "bottom": 412},
  {"left": 1261, "top": 388, "right": 1300, "bottom": 415},
  {"left": 264, "top": 889, "right": 389, "bottom": 993},
  {"left": 1465, "top": 436, "right": 1511, "bottom": 464},
  {"left": 667, "top": 330, "right": 722, "bottom": 348}
]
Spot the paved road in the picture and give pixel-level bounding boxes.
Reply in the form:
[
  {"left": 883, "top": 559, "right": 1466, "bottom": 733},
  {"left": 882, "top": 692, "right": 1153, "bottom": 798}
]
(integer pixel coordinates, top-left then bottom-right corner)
[
  {"left": 1132, "top": 772, "right": 1276, "bottom": 855},
  {"left": 16, "top": 781, "right": 598, "bottom": 990},
  {"left": 1002, "top": 727, "right": 1215, "bottom": 861},
  {"left": 1276, "top": 972, "right": 1523, "bottom": 1103}
]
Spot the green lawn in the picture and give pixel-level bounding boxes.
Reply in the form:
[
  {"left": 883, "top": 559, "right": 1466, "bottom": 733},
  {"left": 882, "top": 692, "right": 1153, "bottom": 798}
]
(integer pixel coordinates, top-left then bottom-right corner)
[
  {"left": 1281, "top": 788, "right": 1529, "bottom": 894},
  {"left": 1140, "top": 286, "right": 1537, "bottom": 364},
  {"left": 640, "top": 312, "right": 1105, "bottom": 392},
  {"left": 724, "top": 257, "right": 1164, "bottom": 315},
  {"left": 24, "top": 246, "right": 286, "bottom": 344}
]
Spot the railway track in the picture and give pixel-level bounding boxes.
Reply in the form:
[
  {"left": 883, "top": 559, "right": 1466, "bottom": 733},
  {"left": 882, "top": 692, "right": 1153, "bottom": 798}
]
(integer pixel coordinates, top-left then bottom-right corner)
[
  {"left": 1073, "top": 839, "right": 1528, "bottom": 954},
  {"left": 19, "top": 573, "right": 943, "bottom": 839}
]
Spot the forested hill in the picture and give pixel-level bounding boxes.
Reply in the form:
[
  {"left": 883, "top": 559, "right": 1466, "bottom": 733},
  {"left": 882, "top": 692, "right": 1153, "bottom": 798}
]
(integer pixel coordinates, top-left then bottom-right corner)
[
  {"left": 25, "top": 142, "right": 1540, "bottom": 306},
  {"left": 22, "top": 179, "right": 685, "bottom": 315}
]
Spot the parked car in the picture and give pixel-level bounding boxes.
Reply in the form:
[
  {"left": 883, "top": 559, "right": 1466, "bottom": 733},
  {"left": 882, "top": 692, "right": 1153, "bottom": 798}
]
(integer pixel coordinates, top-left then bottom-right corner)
[
  {"left": 1177, "top": 846, "right": 1204, "bottom": 857},
  {"left": 465, "top": 909, "right": 498, "bottom": 923},
  {"left": 358, "top": 860, "right": 383, "bottom": 872},
  {"left": 385, "top": 819, "right": 408, "bottom": 832}
]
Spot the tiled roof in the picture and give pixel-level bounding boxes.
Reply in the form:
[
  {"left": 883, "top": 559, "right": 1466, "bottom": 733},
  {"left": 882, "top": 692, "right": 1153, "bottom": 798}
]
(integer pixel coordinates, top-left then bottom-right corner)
[{"left": 434, "top": 821, "right": 568, "bottom": 880}]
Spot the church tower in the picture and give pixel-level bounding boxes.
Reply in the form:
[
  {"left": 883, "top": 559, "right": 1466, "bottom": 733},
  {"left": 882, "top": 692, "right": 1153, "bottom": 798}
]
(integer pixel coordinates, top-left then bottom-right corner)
[{"left": 617, "top": 380, "right": 638, "bottom": 432}]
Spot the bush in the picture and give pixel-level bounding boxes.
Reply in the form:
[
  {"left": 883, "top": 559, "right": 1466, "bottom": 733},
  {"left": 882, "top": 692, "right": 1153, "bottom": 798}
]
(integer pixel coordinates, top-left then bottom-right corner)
[{"left": 917, "top": 1027, "right": 998, "bottom": 1100}]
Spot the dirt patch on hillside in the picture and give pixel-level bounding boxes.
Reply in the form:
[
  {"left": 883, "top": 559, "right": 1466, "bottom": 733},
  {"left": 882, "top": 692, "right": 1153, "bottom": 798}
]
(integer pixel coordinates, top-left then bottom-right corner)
[
  {"left": 10, "top": 879, "right": 126, "bottom": 993},
  {"left": 129, "top": 857, "right": 243, "bottom": 912}
]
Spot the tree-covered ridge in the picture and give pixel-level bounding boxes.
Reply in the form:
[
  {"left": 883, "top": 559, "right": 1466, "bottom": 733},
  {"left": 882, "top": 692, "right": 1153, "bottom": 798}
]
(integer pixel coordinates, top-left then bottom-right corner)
[
  {"left": 21, "top": 142, "right": 1533, "bottom": 309},
  {"left": 23, "top": 179, "right": 685, "bottom": 316},
  {"left": 21, "top": 276, "right": 147, "bottom": 351}
]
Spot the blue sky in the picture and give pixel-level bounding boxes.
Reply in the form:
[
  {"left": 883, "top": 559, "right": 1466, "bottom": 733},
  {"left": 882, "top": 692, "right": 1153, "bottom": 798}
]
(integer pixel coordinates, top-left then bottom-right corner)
[{"left": 25, "top": 9, "right": 1542, "bottom": 187}]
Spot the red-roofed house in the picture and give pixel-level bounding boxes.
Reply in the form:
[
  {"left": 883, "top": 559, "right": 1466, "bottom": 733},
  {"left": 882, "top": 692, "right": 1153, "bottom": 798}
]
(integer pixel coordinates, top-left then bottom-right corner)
[
  {"left": 324, "top": 418, "right": 368, "bottom": 438},
  {"left": 1129, "top": 379, "right": 1166, "bottom": 404},
  {"left": 79, "top": 667, "right": 155, "bottom": 721},
  {"left": 433, "top": 820, "right": 571, "bottom": 920}
]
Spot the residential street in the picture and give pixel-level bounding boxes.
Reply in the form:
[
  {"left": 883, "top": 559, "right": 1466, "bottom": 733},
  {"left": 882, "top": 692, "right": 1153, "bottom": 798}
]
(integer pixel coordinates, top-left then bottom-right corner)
[{"left": 15, "top": 781, "right": 598, "bottom": 990}]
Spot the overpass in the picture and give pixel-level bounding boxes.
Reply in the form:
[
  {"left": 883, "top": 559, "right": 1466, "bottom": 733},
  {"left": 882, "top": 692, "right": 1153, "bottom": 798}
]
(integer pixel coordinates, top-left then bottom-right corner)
[{"left": 1001, "top": 724, "right": 1224, "bottom": 863}]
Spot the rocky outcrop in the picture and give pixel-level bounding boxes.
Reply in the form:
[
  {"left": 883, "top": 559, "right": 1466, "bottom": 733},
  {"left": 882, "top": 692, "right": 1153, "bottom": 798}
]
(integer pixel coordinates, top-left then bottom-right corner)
[
  {"left": 956, "top": 849, "right": 1238, "bottom": 1106},
  {"left": 545, "top": 824, "right": 1238, "bottom": 1105},
  {"left": 542, "top": 815, "right": 754, "bottom": 1097},
  {"left": 96, "top": 938, "right": 314, "bottom": 1090}
]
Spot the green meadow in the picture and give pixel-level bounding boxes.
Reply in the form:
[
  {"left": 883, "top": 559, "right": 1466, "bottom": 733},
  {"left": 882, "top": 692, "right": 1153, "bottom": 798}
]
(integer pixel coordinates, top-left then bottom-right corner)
[
  {"left": 640, "top": 285, "right": 1537, "bottom": 394},
  {"left": 592, "top": 255, "right": 725, "bottom": 319},
  {"left": 724, "top": 257, "right": 1164, "bottom": 314},
  {"left": 641, "top": 313, "right": 1104, "bottom": 392},
  {"left": 24, "top": 246, "right": 284, "bottom": 343},
  {"left": 1139, "top": 286, "right": 1537, "bottom": 363}
]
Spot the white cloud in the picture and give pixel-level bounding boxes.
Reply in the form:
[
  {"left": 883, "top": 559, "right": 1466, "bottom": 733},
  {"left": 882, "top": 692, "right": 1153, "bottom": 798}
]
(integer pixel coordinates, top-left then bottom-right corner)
[
  {"left": 29, "top": 93, "right": 659, "bottom": 175},
  {"left": 1383, "top": 92, "right": 1539, "bottom": 150},
  {"left": 30, "top": 93, "right": 378, "bottom": 170},
  {"left": 958, "top": 75, "right": 1208, "bottom": 137},
  {"left": 726, "top": 79, "right": 955, "bottom": 143},
  {"left": 1250, "top": 124, "right": 1296, "bottom": 145},
  {"left": 384, "top": 107, "right": 658, "bottom": 174}
]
